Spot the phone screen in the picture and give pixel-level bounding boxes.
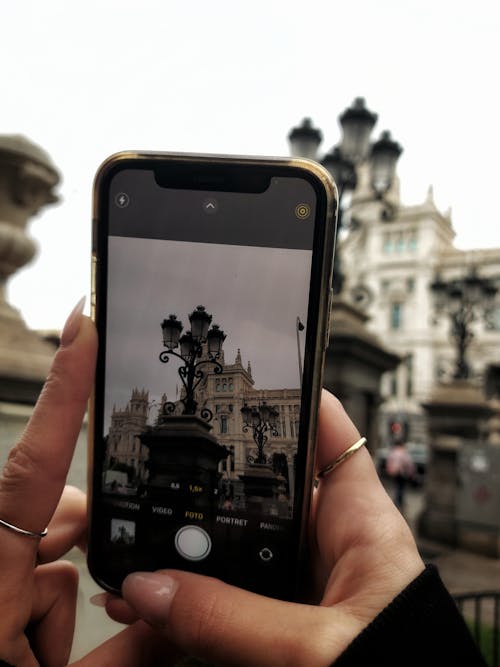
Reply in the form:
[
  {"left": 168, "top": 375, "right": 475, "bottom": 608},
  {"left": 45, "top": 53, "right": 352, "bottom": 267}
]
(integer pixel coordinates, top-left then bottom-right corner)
[{"left": 89, "top": 160, "right": 332, "bottom": 599}]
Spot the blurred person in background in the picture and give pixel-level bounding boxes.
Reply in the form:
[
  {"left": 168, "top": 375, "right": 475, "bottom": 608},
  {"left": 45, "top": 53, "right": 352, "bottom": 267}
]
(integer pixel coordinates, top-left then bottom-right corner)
[{"left": 385, "top": 440, "right": 416, "bottom": 510}]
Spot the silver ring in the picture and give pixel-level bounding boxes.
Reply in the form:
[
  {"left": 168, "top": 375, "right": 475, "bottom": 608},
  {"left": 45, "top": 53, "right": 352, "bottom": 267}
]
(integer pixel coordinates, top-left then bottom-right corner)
[
  {"left": 317, "top": 437, "right": 367, "bottom": 479},
  {"left": 0, "top": 517, "right": 48, "bottom": 539}
]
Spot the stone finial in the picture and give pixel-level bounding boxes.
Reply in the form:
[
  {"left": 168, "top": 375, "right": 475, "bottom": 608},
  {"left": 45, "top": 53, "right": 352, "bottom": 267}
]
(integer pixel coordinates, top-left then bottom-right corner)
[
  {"left": 0, "top": 135, "right": 61, "bottom": 403},
  {"left": 0, "top": 134, "right": 60, "bottom": 290},
  {"left": 0, "top": 135, "right": 60, "bottom": 288},
  {"left": 235, "top": 348, "right": 242, "bottom": 365},
  {"left": 247, "top": 361, "right": 252, "bottom": 377},
  {"left": 426, "top": 185, "right": 434, "bottom": 204}
]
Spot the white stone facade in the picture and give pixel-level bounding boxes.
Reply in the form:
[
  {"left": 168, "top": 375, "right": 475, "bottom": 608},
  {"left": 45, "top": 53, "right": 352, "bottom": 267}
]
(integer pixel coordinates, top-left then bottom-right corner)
[{"left": 342, "top": 170, "right": 500, "bottom": 444}]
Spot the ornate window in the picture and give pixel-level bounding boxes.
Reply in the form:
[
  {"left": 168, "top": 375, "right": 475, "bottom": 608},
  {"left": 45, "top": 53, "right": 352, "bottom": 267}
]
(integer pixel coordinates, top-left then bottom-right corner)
[
  {"left": 216, "top": 377, "right": 233, "bottom": 393},
  {"left": 390, "top": 303, "right": 403, "bottom": 330},
  {"left": 488, "top": 305, "right": 500, "bottom": 331},
  {"left": 220, "top": 415, "right": 228, "bottom": 434},
  {"left": 405, "top": 355, "right": 413, "bottom": 397},
  {"left": 390, "top": 372, "right": 398, "bottom": 396},
  {"left": 383, "top": 233, "right": 393, "bottom": 253},
  {"left": 395, "top": 233, "right": 405, "bottom": 253},
  {"left": 407, "top": 230, "right": 418, "bottom": 251}
]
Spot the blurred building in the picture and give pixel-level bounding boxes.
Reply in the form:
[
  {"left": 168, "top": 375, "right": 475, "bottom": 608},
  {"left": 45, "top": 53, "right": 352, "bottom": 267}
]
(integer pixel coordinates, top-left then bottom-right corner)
[{"left": 342, "top": 165, "right": 500, "bottom": 444}]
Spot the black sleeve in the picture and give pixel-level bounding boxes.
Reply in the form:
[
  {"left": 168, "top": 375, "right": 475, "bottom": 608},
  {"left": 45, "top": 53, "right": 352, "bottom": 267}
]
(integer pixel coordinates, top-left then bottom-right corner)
[{"left": 332, "top": 564, "right": 487, "bottom": 667}]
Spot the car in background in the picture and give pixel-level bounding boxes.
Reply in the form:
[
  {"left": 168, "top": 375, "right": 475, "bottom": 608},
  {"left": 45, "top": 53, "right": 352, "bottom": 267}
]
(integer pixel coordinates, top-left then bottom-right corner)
[{"left": 375, "top": 442, "right": 429, "bottom": 486}]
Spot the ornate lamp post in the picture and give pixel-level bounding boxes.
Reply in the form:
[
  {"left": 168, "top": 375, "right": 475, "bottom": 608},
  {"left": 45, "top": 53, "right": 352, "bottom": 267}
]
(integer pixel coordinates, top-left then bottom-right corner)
[
  {"left": 431, "top": 268, "right": 497, "bottom": 380},
  {"left": 420, "top": 269, "right": 497, "bottom": 550},
  {"left": 288, "top": 98, "right": 402, "bottom": 294},
  {"left": 241, "top": 401, "right": 279, "bottom": 464},
  {"left": 159, "top": 305, "right": 226, "bottom": 419}
]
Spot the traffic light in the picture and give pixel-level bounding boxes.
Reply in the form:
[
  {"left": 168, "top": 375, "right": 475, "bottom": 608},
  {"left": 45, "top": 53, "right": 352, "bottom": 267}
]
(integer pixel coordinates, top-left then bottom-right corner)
[{"left": 389, "top": 419, "right": 407, "bottom": 443}]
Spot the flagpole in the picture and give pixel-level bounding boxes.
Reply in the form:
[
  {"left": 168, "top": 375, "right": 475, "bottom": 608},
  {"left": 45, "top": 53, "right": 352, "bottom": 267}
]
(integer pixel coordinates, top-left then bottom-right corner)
[{"left": 296, "top": 316, "right": 304, "bottom": 386}]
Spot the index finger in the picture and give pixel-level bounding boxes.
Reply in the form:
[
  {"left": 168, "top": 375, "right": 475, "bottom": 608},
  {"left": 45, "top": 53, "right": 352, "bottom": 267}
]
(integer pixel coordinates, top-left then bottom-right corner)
[
  {"left": 313, "top": 391, "right": 423, "bottom": 598},
  {"left": 315, "top": 391, "right": 363, "bottom": 474},
  {"left": 314, "top": 391, "right": 390, "bottom": 549},
  {"left": 0, "top": 310, "right": 97, "bottom": 549}
]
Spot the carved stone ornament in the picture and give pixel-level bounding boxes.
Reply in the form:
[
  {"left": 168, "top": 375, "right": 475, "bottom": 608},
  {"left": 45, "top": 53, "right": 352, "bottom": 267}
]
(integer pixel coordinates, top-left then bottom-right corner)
[{"left": 0, "top": 134, "right": 61, "bottom": 403}]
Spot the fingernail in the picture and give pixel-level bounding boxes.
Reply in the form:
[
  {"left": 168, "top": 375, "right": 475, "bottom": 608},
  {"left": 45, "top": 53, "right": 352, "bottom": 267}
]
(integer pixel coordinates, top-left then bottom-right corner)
[
  {"left": 90, "top": 592, "right": 108, "bottom": 607},
  {"left": 61, "top": 296, "right": 86, "bottom": 346},
  {"left": 122, "top": 572, "right": 178, "bottom": 628}
]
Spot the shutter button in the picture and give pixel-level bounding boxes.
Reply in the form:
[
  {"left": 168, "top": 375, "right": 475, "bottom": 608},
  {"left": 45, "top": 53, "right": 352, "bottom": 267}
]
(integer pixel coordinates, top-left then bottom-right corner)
[{"left": 174, "top": 525, "right": 212, "bottom": 561}]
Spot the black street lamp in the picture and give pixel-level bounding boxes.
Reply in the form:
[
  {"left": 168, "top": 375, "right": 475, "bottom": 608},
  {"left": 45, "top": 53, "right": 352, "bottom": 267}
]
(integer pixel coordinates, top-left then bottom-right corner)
[
  {"left": 288, "top": 117, "right": 323, "bottom": 160},
  {"left": 431, "top": 268, "right": 498, "bottom": 380},
  {"left": 288, "top": 97, "right": 403, "bottom": 294},
  {"left": 159, "top": 305, "right": 226, "bottom": 419},
  {"left": 370, "top": 130, "right": 403, "bottom": 199},
  {"left": 241, "top": 401, "right": 279, "bottom": 464}
]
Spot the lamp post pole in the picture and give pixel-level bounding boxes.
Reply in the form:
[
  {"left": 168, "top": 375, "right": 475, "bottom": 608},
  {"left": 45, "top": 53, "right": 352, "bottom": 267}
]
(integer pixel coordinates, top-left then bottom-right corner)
[
  {"left": 288, "top": 98, "right": 403, "bottom": 295},
  {"left": 420, "top": 269, "right": 497, "bottom": 550},
  {"left": 296, "top": 316, "right": 304, "bottom": 386}
]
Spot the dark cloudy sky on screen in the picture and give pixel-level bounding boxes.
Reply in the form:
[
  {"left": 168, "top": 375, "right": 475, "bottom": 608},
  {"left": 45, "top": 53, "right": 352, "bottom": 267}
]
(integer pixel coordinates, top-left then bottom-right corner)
[{"left": 104, "top": 237, "right": 311, "bottom": 431}]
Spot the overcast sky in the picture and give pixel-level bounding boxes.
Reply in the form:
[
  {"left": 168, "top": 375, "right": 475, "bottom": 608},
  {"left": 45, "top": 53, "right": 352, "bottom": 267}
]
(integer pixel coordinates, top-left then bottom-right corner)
[
  {"left": 104, "top": 238, "right": 310, "bottom": 430},
  {"left": 3, "top": 0, "right": 499, "bottom": 330}
]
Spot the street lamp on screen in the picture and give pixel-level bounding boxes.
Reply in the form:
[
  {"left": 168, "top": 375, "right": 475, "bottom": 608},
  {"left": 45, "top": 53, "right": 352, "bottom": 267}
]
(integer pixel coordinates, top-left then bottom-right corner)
[
  {"left": 159, "top": 305, "right": 226, "bottom": 420},
  {"left": 241, "top": 401, "right": 280, "bottom": 465}
]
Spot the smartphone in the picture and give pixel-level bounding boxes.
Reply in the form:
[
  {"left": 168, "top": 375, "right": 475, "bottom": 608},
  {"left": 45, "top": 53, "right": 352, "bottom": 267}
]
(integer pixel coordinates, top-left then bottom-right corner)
[{"left": 88, "top": 152, "right": 337, "bottom": 601}]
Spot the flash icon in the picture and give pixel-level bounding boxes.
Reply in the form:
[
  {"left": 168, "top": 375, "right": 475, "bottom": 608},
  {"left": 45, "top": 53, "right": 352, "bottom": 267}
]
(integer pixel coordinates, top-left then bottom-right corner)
[{"left": 115, "top": 192, "right": 130, "bottom": 208}]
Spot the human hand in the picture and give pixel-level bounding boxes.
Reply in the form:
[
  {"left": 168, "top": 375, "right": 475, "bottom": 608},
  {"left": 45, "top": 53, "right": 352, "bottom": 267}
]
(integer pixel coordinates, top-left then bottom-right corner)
[
  {"left": 0, "top": 301, "right": 96, "bottom": 667},
  {"left": 102, "top": 391, "right": 424, "bottom": 667}
]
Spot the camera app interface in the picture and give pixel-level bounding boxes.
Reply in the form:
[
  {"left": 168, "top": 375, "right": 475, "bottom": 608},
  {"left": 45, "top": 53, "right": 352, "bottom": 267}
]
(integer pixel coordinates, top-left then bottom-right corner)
[{"left": 95, "top": 168, "right": 317, "bottom": 597}]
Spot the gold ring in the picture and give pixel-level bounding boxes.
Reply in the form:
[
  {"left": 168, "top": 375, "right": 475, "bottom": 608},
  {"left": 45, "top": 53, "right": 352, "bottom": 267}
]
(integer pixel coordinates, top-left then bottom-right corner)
[
  {"left": 0, "top": 517, "right": 48, "bottom": 539},
  {"left": 316, "top": 437, "right": 367, "bottom": 479}
]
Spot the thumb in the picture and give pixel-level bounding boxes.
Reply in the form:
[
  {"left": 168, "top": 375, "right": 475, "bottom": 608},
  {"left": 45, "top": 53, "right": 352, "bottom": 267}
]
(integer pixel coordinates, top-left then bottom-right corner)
[{"left": 122, "top": 570, "right": 362, "bottom": 667}]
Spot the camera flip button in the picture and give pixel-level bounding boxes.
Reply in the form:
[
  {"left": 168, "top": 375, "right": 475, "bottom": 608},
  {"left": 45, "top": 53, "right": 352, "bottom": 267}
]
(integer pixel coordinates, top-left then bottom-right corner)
[
  {"left": 174, "top": 525, "right": 212, "bottom": 561},
  {"left": 259, "top": 547, "right": 274, "bottom": 562}
]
